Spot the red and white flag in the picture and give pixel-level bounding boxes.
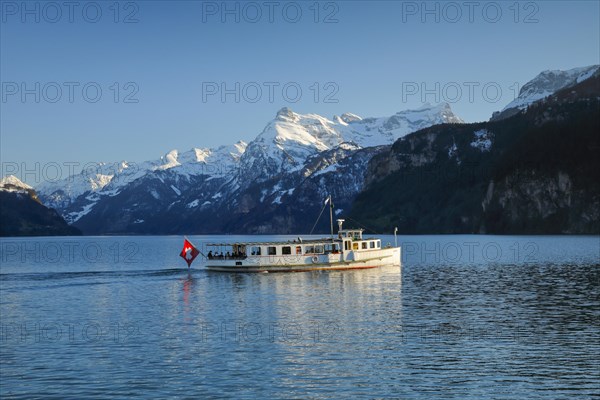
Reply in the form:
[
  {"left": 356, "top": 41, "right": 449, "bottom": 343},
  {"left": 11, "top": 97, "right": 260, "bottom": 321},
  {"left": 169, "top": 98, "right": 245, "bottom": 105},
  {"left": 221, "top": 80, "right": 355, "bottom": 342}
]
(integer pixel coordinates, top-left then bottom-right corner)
[{"left": 180, "top": 237, "right": 200, "bottom": 268}]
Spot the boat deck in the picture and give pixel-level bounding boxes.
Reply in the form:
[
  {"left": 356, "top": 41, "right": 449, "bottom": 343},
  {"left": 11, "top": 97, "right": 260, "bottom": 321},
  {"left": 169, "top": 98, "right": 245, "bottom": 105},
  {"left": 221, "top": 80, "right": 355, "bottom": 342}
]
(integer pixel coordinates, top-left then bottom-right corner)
[{"left": 205, "top": 238, "right": 338, "bottom": 246}]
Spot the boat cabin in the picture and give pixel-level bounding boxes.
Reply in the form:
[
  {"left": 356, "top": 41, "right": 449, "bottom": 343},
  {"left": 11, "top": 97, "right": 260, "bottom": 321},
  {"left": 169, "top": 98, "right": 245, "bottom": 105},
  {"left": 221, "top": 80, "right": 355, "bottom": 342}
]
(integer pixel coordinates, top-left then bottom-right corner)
[
  {"left": 205, "top": 218, "right": 382, "bottom": 261},
  {"left": 339, "top": 228, "right": 363, "bottom": 240},
  {"left": 205, "top": 235, "right": 381, "bottom": 260},
  {"left": 337, "top": 229, "right": 381, "bottom": 252}
]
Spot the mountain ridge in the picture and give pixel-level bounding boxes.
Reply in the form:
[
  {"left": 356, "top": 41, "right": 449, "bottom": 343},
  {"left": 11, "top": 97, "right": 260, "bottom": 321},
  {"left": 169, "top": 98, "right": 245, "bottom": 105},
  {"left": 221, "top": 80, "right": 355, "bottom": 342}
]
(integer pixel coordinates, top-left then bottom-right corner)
[
  {"left": 36, "top": 102, "right": 463, "bottom": 233},
  {"left": 491, "top": 64, "right": 599, "bottom": 121},
  {"left": 10, "top": 64, "right": 598, "bottom": 235},
  {"left": 351, "top": 71, "right": 600, "bottom": 234}
]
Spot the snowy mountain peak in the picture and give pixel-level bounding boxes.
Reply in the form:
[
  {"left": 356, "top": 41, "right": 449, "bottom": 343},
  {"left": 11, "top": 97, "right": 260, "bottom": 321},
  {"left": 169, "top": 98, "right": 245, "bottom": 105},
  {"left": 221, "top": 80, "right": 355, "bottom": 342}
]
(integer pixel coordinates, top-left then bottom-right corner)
[
  {"left": 340, "top": 113, "right": 362, "bottom": 124},
  {"left": 233, "top": 140, "right": 248, "bottom": 154},
  {"left": 173, "top": 141, "right": 247, "bottom": 166},
  {"left": 209, "top": 141, "right": 247, "bottom": 163},
  {"left": 157, "top": 149, "right": 180, "bottom": 170},
  {"left": 334, "top": 112, "right": 363, "bottom": 125},
  {"left": 0, "top": 175, "right": 33, "bottom": 192},
  {"left": 237, "top": 102, "right": 464, "bottom": 186},
  {"left": 501, "top": 65, "right": 599, "bottom": 112},
  {"left": 338, "top": 102, "right": 463, "bottom": 148},
  {"left": 257, "top": 109, "right": 340, "bottom": 145},
  {"left": 192, "top": 148, "right": 211, "bottom": 163},
  {"left": 276, "top": 107, "right": 297, "bottom": 120},
  {"left": 411, "top": 102, "right": 460, "bottom": 121}
]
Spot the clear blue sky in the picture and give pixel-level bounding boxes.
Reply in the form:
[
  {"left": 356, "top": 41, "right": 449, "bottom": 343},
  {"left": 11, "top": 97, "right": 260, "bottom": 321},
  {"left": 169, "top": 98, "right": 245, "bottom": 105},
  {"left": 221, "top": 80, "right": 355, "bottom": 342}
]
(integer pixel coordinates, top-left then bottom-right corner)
[{"left": 1, "top": 0, "right": 599, "bottom": 183}]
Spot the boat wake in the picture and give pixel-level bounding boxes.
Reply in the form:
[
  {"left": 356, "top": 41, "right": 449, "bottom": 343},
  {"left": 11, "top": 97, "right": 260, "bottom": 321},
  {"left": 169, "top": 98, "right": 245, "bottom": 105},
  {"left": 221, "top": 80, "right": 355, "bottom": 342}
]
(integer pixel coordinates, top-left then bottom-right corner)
[{"left": 0, "top": 268, "right": 202, "bottom": 282}]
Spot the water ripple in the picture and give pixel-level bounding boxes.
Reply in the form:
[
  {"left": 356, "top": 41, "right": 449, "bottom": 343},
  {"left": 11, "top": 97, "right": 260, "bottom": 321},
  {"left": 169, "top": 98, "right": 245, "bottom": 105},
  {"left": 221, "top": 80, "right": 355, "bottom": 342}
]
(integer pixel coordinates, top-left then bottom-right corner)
[{"left": 0, "top": 235, "right": 599, "bottom": 399}]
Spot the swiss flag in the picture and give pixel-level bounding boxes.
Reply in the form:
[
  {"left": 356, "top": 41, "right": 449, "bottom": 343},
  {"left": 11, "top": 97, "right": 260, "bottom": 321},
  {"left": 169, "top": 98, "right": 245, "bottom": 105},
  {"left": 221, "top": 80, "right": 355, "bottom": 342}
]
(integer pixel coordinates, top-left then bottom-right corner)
[{"left": 180, "top": 238, "right": 200, "bottom": 267}]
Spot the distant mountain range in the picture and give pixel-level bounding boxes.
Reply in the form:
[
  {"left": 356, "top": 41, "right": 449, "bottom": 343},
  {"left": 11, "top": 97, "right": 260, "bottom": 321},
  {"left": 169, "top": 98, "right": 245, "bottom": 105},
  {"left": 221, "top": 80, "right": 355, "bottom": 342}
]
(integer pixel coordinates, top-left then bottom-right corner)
[
  {"left": 2, "top": 65, "right": 598, "bottom": 236},
  {"left": 35, "top": 102, "right": 463, "bottom": 234}
]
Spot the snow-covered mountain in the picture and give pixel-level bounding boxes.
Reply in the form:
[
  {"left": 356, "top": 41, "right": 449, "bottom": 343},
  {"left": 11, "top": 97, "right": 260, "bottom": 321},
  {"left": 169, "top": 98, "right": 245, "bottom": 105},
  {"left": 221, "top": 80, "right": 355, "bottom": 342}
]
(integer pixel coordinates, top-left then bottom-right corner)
[
  {"left": 1, "top": 175, "right": 33, "bottom": 193},
  {"left": 0, "top": 175, "right": 81, "bottom": 236},
  {"left": 38, "top": 103, "right": 462, "bottom": 206},
  {"left": 35, "top": 63, "right": 600, "bottom": 234},
  {"left": 37, "top": 142, "right": 247, "bottom": 223},
  {"left": 492, "top": 65, "right": 599, "bottom": 120},
  {"left": 238, "top": 107, "right": 344, "bottom": 185},
  {"left": 24, "top": 65, "right": 600, "bottom": 234},
  {"left": 238, "top": 103, "right": 463, "bottom": 185},
  {"left": 37, "top": 102, "right": 463, "bottom": 233},
  {"left": 340, "top": 102, "right": 463, "bottom": 147},
  {"left": 154, "top": 141, "right": 248, "bottom": 177}
]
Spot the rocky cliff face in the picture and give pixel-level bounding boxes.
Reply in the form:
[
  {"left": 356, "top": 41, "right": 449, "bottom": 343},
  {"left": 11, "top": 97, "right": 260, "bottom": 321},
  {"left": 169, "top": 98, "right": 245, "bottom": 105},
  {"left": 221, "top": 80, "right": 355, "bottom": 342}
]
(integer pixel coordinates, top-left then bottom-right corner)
[{"left": 480, "top": 170, "right": 599, "bottom": 233}]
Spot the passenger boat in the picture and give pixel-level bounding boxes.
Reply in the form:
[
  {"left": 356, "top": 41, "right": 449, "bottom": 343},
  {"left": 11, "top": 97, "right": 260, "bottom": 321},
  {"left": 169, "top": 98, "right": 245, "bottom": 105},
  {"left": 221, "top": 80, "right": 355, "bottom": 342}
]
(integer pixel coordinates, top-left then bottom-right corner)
[{"left": 203, "top": 197, "right": 401, "bottom": 272}]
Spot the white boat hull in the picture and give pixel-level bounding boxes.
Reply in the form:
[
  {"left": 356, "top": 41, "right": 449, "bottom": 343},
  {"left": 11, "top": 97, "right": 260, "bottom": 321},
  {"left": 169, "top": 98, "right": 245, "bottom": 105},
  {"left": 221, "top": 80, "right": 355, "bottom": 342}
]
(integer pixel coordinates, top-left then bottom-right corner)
[{"left": 205, "top": 247, "right": 401, "bottom": 273}]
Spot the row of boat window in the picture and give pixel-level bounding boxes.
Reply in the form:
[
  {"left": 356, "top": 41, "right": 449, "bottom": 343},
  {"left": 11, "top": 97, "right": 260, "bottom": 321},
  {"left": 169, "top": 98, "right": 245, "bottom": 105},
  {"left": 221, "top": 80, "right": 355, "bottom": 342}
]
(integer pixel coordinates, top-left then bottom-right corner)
[
  {"left": 249, "top": 240, "right": 380, "bottom": 256},
  {"left": 251, "top": 244, "right": 340, "bottom": 256},
  {"left": 345, "top": 240, "right": 381, "bottom": 251}
]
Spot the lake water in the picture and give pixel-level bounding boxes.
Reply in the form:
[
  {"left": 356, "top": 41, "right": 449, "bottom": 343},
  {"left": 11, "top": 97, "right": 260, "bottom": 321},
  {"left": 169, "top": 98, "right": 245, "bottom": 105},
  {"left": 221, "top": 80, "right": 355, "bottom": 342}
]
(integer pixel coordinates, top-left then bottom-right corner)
[{"left": 1, "top": 235, "right": 599, "bottom": 399}]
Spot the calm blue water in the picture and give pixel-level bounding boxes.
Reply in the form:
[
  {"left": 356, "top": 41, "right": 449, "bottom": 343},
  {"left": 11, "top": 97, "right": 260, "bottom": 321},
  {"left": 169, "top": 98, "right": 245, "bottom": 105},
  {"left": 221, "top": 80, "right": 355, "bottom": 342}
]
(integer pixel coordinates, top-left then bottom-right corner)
[{"left": 1, "top": 235, "right": 599, "bottom": 399}]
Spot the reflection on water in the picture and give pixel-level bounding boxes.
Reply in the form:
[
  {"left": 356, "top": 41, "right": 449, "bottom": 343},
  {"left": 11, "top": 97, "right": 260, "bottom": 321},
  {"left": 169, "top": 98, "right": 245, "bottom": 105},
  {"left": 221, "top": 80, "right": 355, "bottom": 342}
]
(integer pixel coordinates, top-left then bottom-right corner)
[
  {"left": 181, "top": 272, "right": 195, "bottom": 322},
  {"left": 0, "top": 235, "right": 598, "bottom": 399}
]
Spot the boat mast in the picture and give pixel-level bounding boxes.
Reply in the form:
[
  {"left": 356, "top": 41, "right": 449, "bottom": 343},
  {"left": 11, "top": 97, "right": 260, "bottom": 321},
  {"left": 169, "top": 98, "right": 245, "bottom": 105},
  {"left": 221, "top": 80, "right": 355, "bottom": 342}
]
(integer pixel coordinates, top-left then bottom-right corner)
[{"left": 329, "top": 195, "right": 334, "bottom": 241}]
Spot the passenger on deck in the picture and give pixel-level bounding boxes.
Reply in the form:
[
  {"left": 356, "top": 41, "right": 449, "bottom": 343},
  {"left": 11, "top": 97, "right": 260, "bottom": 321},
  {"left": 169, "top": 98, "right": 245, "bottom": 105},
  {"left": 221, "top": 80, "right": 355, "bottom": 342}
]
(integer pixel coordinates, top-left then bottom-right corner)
[{"left": 207, "top": 251, "right": 213, "bottom": 259}]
